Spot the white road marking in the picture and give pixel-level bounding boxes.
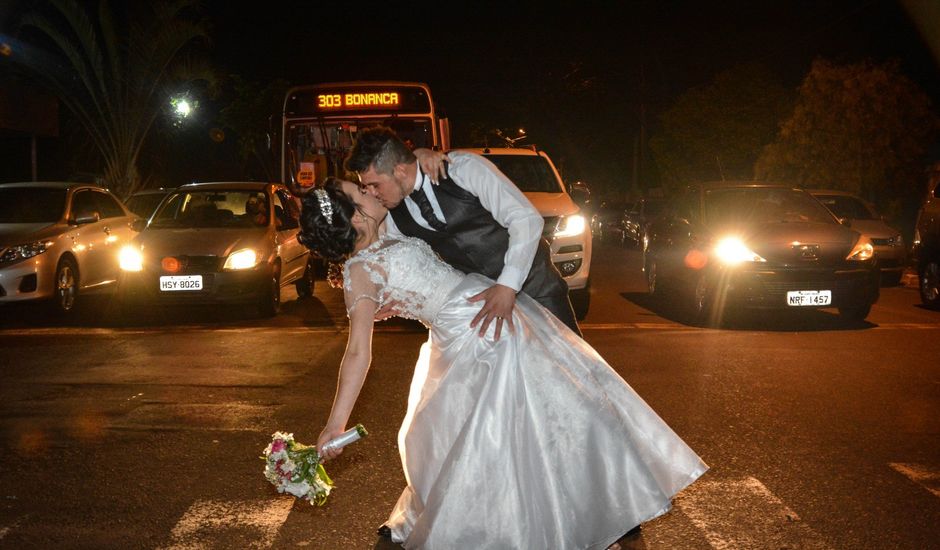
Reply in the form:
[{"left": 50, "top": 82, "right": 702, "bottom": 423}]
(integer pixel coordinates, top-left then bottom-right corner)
[
  {"left": 161, "top": 498, "right": 294, "bottom": 550},
  {"left": 889, "top": 463, "right": 940, "bottom": 497},
  {"left": 674, "top": 476, "right": 832, "bottom": 550}
]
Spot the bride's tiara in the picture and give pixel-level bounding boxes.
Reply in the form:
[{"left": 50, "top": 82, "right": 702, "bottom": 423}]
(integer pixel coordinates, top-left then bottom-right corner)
[{"left": 314, "top": 188, "right": 333, "bottom": 222}]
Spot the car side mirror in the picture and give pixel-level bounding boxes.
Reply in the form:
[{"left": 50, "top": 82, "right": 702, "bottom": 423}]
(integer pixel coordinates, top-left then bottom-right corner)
[{"left": 73, "top": 211, "right": 100, "bottom": 225}]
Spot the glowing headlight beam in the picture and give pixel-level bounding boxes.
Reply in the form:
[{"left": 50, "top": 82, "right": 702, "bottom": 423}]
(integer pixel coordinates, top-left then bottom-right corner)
[
  {"left": 119, "top": 246, "right": 143, "bottom": 272},
  {"left": 714, "top": 237, "right": 766, "bottom": 264},
  {"left": 223, "top": 248, "right": 259, "bottom": 270},
  {"left": 554, "top": 214, "right": 586, "bottom": 238}
]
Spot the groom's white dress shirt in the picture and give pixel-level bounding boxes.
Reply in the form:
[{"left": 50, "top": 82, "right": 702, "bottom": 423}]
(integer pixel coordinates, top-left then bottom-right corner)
[{"left": 385, "top": 151, "right": 544, "bottom": 292}]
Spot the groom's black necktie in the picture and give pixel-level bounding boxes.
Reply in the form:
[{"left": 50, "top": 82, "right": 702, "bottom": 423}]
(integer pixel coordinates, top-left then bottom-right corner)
[{"left": 410, "top": 185, "right": 448, "bottom": 231}]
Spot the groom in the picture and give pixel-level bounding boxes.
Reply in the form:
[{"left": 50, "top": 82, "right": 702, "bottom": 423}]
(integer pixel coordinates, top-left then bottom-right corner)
[{"left": 345, "top": 126, "right": 581, "bottom": 338}]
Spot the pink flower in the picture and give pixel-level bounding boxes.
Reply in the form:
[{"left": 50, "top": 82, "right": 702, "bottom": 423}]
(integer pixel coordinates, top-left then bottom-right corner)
[{"left": 271, "top": 439, "right": 287, "bottom": 453}]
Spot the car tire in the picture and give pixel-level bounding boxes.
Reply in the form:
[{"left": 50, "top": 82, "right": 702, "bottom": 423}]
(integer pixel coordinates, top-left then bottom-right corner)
[
  {"left": 570, "top": 282, "right": 591, "bottom": 321},
  {"left": 258, "top": 263, "right": 281, "bottom": 317},
  {"left": 690, "top": 273, "right": 716, "bottom": 327},
  {"left": 919, "top": 258, "right": 940, "bottom": 309},
  {"left": 838, "top": 304, "right": 872, "bottom": 321},
  {"left": 645, "top": 255, "right": 660, "bottom": 297},
  {"left": 50, "top": 256, "right": 79, "bottom": 316},
  {"left": 295, "top": 260, "right": 315, "bottom": 298}
]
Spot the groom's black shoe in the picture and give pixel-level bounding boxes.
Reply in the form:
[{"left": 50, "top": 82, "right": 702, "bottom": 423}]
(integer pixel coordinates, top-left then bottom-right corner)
[
  {"left": 377, "top": 525, "right": 392, "bottom": 539},
  {"left": 625, "top": 524, "right": 642, "bottom": 537}
]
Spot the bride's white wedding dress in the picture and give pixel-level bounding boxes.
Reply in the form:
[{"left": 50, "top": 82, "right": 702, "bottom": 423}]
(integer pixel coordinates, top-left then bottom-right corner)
[{"left": 344, "top": 235, "right": 707, "bottom": 549}]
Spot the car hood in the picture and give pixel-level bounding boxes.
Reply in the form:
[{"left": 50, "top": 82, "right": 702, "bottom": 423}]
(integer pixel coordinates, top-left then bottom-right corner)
[
  {"left": 523, "top": 192, "right": 579, "bottom": 217},
  {"left": 711, "top": 221, "right": 859, "bottom": 264},
  {"left": 0, "top": 223, "right": 61, "bottom": 246},
  {"left": 136, "top": 227, "right": 269, "bottom": 258},
  {"left": 842, "top": 219, "right": 897, "bottom": 238}
]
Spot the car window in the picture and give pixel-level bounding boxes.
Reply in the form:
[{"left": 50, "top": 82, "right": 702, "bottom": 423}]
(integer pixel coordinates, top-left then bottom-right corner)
[
  {"left": 814, "top": 194, "right": 876, "bottom": 220},
  {"left": 92, "top": 191, "right": 126, "bottom": 219},
  {"left": 150, "top": 190, "right": 268, "bottom": 228},
  {"left": 483, "top": 155, "right": 564, "bottom": 193},
  {"left": 126, "top": 193, "right": 168, "bottom": 218},
  {"left": 70, "top": 190, "right": 99, "bottom": 219},
  {"left": 705, "top": 188, "right": 835, "bottom": 226},
  {"left": 0, "top": 188, "right": 67, "bottom": 223}
]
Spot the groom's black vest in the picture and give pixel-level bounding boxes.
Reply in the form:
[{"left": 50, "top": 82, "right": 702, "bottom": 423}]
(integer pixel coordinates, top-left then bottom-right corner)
[{"left": 389, "top": 170, "right": 580, "bottom": 334}]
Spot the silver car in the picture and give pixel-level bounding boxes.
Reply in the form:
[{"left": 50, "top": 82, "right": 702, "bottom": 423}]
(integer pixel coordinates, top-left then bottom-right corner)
[
  {"left": 809, "top": 189, "right": 907, "bottom": 286},
  {"left": 118, "top": 182, "right": 313, "bottom": 316},
  {"left": 0, "top": 181, "right": 140, "bottom": 314}
]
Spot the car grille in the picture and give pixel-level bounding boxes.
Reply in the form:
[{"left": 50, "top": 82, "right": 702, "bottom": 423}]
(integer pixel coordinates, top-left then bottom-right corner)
[
  {"left": 176, "top": 256, "right": 222, "bottom": 274},
  {"left": 871, "top": 237, "right": 900, "bottom": 246}
]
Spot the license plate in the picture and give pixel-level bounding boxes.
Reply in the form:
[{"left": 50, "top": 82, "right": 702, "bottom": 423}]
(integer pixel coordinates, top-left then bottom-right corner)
[
  {"left": 786, "top": 290, "right": 831, "bottom": 306},
  {"left": 159, "top": 275, "right": 203, "bottom": 291}
]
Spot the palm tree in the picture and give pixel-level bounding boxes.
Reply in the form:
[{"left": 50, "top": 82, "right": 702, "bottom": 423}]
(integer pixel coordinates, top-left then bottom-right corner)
[{"left": 12, "top": 0, "right": 210, "bottom": 197}]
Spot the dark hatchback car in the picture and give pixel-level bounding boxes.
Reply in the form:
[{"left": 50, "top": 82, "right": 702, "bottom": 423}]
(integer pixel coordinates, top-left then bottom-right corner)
[{"left": 644, "top": 182, "right": 880, "bottom": 325}]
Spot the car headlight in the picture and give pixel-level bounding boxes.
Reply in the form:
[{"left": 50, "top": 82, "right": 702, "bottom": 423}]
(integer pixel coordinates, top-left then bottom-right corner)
[
  {"left": 119, "top": 245, "right": 144, "bottom": 272},
  {"left": 0, "top": 240, "right": 54, "bottom": 265},
  {"left": 223, "top": 248, "right": 259, "bottom": 270},
  {"left": 554, "top": 214, "right": 586, "bottom": 238},
  {"left": 846, "top": 236, "right": 874, "bottom": 261},
  {"left": 714, "top": 237, "right": 766, "bottom": 264}
]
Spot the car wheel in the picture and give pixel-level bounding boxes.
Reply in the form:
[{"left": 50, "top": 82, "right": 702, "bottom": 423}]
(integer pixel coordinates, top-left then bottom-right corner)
[
  {"left": 295, "top": 260, "right": 315, "bottom": 298},
  {"left": 570, "top": 282, "right": 591, "bottom": 321},
  {"left": 690, "top": 274, "right": 715, "bottom": 326},
  {"left": 645, "top": 256, "right": 660, "bottom": 297},
  {"left": 919, "top": 259, "right": 940, "bottom": 309},
  {"left": 838, "top": 304, "right": 872, "bottom": 321},
  {"left": 51, "top": 256, "right": 79, "bottom": 315},
  {"left": 258, "top": 263, "right": 281, "bottom": 317}
]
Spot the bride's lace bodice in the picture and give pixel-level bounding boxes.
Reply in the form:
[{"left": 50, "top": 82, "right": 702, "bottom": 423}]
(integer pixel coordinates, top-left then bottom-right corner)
[{"left": 342, "top": 235, "right": 465, "bottom": 325}]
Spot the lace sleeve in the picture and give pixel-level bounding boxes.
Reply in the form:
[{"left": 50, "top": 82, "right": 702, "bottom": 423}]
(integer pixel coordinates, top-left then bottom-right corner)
[{"left": 343, "top": 257, "right": 388, "bottom": 316}]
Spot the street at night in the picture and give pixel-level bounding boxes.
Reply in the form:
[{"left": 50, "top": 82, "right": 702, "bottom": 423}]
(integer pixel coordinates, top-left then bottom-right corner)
[{"left": 1, "top": 242, "right": 938, "bottom": 548}]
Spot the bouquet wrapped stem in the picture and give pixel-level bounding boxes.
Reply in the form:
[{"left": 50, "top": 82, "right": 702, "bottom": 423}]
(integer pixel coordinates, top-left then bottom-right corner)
[{"left": 262, "top": 424, "right": 368, "bottom": 505}]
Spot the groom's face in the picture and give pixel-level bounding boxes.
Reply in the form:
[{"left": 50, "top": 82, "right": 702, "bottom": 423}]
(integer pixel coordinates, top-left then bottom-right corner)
[{"left": 359, "top": 163, "right": 411, "bottom": 209}]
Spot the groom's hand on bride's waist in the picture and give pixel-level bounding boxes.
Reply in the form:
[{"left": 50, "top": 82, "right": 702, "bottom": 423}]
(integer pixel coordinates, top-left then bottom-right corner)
[{"left": 468, "top": 284, "right": 516, "bottom": 340}]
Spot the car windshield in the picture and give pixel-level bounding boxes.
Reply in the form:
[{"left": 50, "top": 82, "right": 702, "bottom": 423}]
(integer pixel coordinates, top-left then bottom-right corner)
[
  {"left": 483, "top": 155, "right": 563, "bottom": 193},
  {"left": 813, "top": 194, "right": 877, "bottom": 220},
  {"left": 126, "top": 193, "right": 169, "bottom": 218},
  {"left": 705, "top": 188, "right": 835, "bottom": 226},
  {"left": 0, "top": 188, "right": 67, "bottom": 223},
  {"left": 149, "top": 190, "right": 269, "bottom": 229}
]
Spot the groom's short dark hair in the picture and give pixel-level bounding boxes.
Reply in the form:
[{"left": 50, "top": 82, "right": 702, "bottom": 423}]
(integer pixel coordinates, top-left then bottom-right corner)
[{"left": 345, "top": 126, "right": 416, "bottom": 176}]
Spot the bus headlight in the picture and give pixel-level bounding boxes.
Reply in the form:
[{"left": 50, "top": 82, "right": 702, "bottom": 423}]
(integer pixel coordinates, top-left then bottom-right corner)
[
  {"left": 119, "top": 246, "right": 144, "bottom": 272},
  {"left": 554, "top": 215, "right": 586, "bottom": 238},
  {"left": 223, "top": 248, "right": 259, "bottom": 270}
]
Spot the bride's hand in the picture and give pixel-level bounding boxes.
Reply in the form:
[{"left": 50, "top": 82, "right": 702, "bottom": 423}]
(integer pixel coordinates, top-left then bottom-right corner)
[
  {"left": 317, "top": 424, "right": 347, "bottom": 462},
  {"left": 414, "top": 148, "right": 450, "bottom": 183}
]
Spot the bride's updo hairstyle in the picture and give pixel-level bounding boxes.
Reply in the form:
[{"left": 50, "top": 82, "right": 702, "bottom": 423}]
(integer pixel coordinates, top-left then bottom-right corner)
[{"left": 298, "top": 177, "right": 358, "bottom": 264}]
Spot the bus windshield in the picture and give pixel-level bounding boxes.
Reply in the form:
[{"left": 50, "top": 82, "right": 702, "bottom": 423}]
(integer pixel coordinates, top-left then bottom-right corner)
[{"left": 282, "top": 82, "right": 448, "bottom": 187}]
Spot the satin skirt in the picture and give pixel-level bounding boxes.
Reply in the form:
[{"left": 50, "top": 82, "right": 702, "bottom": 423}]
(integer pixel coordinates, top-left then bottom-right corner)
[{"left": 386, "top": 274, "right": 707, "bottom": 549}]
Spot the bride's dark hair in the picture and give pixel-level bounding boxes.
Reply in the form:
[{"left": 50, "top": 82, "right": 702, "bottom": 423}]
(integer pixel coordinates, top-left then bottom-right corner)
[{"left": 298, "top": 177, "right": 358, "bottom": 266}]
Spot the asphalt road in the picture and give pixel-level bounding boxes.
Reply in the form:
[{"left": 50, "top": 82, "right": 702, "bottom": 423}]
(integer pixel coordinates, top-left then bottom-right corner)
[{"left": 1, "top": 241, "right": 938, "bottom": 549}]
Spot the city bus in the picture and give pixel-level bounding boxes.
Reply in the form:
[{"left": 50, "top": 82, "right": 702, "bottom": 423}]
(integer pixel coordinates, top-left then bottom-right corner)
[{"left": 280, "top": 81, "right": 450, "bottom": 190}]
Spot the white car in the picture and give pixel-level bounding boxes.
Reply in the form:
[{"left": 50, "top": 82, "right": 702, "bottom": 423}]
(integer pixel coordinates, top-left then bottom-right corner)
[
  {"left": 458, "top": 147, "right": 593, "bottom": 318},
  {"left": 0, "top": 181, "right": 140, "bottom": 315}
]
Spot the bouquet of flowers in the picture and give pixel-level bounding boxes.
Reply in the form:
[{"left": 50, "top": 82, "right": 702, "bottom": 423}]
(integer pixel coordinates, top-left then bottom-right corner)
[{"left": 262, "top": 424, "right": 368, "bottom": 506}]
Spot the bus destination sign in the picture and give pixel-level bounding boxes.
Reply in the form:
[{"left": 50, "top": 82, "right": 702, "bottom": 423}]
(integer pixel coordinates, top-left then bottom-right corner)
[{"left": 317, "top": 91, "right": 400, "bottom": 110}]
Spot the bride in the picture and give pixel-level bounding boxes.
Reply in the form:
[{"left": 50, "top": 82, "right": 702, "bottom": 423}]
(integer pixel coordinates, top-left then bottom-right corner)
[{"left": 301, "top": 177, "right": 707, "bottom": 549}]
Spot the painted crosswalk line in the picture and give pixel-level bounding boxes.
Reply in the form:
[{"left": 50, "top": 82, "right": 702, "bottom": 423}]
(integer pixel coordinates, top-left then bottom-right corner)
[
  {"left": 673, "top": 476, "right": 832, "bottom": 550},
  {"left": 889, "top": 463, "right": 940, "bottom": 497},
  {"left": 161, "top": 498, "right": 294, "bottom": 549}
]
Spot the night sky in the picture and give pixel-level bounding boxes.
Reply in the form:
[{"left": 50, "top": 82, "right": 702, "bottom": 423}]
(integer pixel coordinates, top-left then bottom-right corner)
[{"left": 4, "top": 0, "right": 940, "bottom": 192}]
